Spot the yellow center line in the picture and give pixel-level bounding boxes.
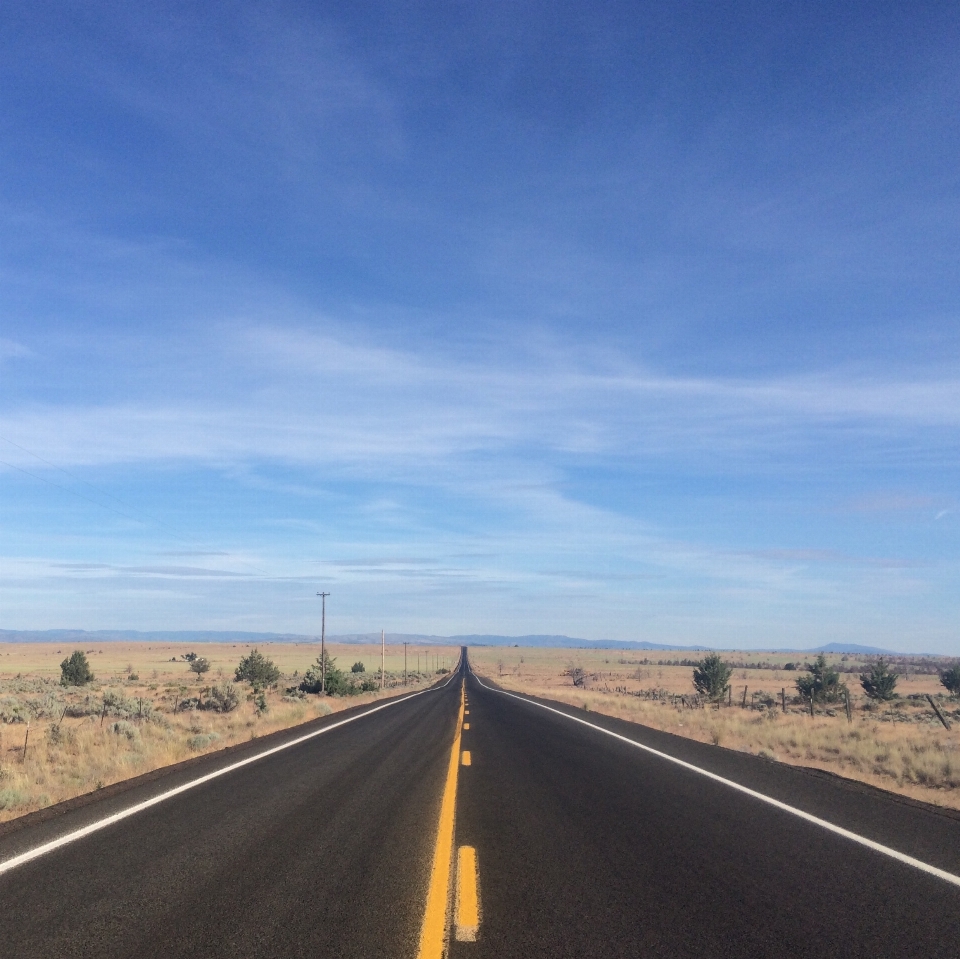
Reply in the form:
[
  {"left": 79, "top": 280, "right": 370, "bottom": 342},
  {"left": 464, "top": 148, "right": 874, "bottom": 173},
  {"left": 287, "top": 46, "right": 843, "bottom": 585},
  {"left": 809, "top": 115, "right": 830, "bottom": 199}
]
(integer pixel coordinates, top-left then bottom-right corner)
[{"left": 416, "top": 681, "right": 466, "bottom": 959}]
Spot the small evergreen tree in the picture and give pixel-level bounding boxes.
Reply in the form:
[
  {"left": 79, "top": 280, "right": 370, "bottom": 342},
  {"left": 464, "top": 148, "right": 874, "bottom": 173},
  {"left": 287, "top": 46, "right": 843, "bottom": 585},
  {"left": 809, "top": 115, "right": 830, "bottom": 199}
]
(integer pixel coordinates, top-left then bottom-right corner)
[
  {"left": 299, "top": 650, "right": 350, "bottom": 695},
  {"left": 189, "top": 657, "right": 211, "bottom": 681},
  {"left": 60, "top": 650, "right": 95, "bottom": 686},
  {"left": 940, "top": 663, "right": 960, "bottom": 696},
  {"left": 234, "top": 648, "right": 280, "bottom": 689},
  {"left": 351, "top": 661, "right": 365, "bottom": 673},
  {"left": 692, "top": 654, "right": 732, "bottom": 702},
  {"left": 860, "top": 658, "right": 898, "bottom": 701},
  {"left": 796, "top": 653, "right": 846, "bottom": 703}
]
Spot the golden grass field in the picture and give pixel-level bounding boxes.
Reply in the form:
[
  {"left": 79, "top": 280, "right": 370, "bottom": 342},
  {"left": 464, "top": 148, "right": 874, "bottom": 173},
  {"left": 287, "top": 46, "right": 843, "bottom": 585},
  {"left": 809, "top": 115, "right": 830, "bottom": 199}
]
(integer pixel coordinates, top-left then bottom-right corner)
[
  {"left": 0, "top": 641, "right": 459, "bottom": 824},
  {"left": 468, "top": 646, "right": 960, "bottom": 811}
]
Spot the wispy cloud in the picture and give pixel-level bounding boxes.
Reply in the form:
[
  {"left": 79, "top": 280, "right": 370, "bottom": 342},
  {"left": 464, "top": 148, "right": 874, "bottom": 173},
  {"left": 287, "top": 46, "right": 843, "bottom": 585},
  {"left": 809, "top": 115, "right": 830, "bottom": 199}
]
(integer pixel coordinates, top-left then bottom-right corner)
[
  {"left": 2, "top": 323, "right": 959, "bottom": 480},
  {"left": 0, "top": 337, "right": 31, "bottom": 361}
]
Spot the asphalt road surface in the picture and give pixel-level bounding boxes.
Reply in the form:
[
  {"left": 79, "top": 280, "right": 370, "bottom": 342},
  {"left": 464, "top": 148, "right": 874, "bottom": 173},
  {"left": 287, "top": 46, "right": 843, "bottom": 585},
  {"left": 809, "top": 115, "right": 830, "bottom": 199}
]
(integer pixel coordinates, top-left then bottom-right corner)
[{"left": 2, "top": 652, "right": 959, "bottom": 958}]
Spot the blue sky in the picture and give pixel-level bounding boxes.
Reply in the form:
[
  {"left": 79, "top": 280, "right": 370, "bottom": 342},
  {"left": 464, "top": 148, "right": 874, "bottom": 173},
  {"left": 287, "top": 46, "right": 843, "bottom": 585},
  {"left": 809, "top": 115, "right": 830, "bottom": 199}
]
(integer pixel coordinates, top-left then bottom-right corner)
[{"left": 1, "top": 1, "right": 958, "bottom": 651}]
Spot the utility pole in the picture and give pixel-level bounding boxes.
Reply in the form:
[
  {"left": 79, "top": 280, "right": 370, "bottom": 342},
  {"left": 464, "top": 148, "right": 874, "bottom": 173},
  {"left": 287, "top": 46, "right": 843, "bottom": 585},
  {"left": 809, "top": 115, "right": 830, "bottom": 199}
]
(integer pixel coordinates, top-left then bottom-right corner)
[
  {"left": 317, "top": 592, "right": 330, "bottom": 694},
  {"left": 404, "top": 642, "right": 408, "bottom": 686},
  {"left": 381, "top": 629, "right": 385, "bottom": 691}
]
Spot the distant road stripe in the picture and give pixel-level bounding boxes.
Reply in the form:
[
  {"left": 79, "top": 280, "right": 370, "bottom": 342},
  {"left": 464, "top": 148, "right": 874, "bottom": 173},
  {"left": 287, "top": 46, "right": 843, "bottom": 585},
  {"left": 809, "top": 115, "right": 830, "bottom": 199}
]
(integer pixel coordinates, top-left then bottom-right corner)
[
  {"left": 464, "top": 723, "right": 470, "bottom": 730},
  {"left": 472, "top": 674, "right": 960, "bottom": 891},
  {"left": 455, "top": 845, "right": 480, "bottom": 941},
  {"left": 462, "top": 751, "right": 472, "bottom": 766},
  {"left": 416, "top": 680, "right": 466, "bottom": 959},
  {"left": 0, "top": 673, "right": 458, "bottom": 878}
]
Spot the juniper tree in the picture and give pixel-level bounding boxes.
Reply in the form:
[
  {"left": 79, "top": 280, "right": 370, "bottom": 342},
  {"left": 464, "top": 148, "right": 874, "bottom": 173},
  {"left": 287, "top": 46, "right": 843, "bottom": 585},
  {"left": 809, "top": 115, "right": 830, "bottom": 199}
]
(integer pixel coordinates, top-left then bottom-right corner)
[
  {"left": 234, "top": 648, "right": 280, "bottom": 689},
  {"left": 299, "top": 650, "right": 349, "bottom": 695},
  {"left": 860, "top": 658, "right": 898, "bottom": 701},
  {"left": 940, "top": 664, "right": 960, "bottom": 696},
  {"left": 189, "top": 657, "right": 211, "bottom": 681},
  {"left": 60, "top": 650, "right": 95, "bottom": 687},
  {"left": 692, "top": 654, "right": 732, "bottom": 702},
  {"left": 796, "top": 653, "right": 846, "bottom": 704}
]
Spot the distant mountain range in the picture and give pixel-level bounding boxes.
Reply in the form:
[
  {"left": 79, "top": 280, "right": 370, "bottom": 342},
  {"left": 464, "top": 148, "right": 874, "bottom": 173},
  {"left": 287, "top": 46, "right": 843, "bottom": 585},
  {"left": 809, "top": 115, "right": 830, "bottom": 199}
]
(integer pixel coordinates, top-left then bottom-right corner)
[{"left": 0, "top": 628, "right": 920, "bottom": 656}]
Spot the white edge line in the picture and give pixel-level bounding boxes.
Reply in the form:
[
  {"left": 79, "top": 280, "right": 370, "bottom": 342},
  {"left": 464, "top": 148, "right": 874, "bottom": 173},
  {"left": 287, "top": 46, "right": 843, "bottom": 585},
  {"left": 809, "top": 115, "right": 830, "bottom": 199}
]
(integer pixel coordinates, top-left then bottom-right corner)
[
  {"left": 0, "top": 667, "right": 461, "bottom": 877},
  {"left": 471, "top": 671, "right": 960, "bottom": 891}
]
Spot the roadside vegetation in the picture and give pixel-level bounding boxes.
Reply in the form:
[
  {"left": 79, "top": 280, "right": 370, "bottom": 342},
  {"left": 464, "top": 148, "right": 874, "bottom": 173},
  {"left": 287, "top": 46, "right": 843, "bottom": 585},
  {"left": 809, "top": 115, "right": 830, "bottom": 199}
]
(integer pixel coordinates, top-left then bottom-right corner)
[
  {"left": 0, "top": 641, "right": 458, "bottom": 823},
  {"left": 470, "top": 646, "right": 960, "bottom": 812}
]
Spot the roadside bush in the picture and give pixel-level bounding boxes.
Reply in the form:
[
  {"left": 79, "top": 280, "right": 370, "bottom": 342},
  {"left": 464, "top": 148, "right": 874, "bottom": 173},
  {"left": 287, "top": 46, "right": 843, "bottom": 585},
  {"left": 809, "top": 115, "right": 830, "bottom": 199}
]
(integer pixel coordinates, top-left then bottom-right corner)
[
  {"left": 351, "top": 661, "right": 365, "bottom": 673},
  {"left": 940, "top": 664, "right": 960, "bottom": 696},
  {"left": 299, "top": 651, "right": 352, "bottom": 695},
  {"left": 796, "top": 654, "right": 847, "bottom": 704},
  {"left": 47, "top": 723, "right": 75, "bottom": 746},
  {"left": 102, "top": 690, "right": 138, "bottom": 719},
  {"left": 60, "top": 650, "right": 95, "bottom": 686},
  {"left": 692, "top": 654, "right": 733, "bottom": 702},
  {"left": 202, "top": 683, "right": 240, "bottom": 713},
  {"left": 110, "top": 720, "right": 140, "bottom": 741},
  {"left": 358, "top": 677, "right": 379, "bottom": 692},
  {"left": 565, "top": 666, "right": 586, "bottom": 687},
  {"left": 860, "top": 658, "right": 899, "bottom": 701},
  {"left": 0, "top": 788, "right": 29, "bottom": 811},
  {"left": 186, "top": 732, "right": 219, "bottom": 751},
  {"left": 0, "top": 697, "right": 29, "bottom": 724},
  {"left": 189, "top": 657, "right": 211, "bottom": 681},
  {"left": 235, "top": 649, "right": 280, "bottom": 689}
]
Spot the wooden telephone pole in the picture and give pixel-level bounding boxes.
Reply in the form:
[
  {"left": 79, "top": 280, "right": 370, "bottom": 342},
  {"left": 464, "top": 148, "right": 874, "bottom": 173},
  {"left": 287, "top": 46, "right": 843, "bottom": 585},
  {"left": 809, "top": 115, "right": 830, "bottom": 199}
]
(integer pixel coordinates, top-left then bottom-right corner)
[
  {"left": 317, "top": 592, "right": 330, "bottom": 694},
  {"left": 381, "top": 629, "right": 385, "bottom": 690}
]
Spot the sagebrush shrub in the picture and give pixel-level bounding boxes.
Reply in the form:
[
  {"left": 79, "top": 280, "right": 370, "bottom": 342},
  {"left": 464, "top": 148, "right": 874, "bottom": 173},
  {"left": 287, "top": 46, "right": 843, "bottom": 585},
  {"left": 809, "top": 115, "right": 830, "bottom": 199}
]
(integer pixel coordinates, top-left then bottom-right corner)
[
  {"left": 203, "top": 683, "right": 240, "bottom": 712},
  {"left": 110, "top": 720, "right": 139, "bottom": 741},
  {"left": 186, "top": 732, "right": 219, "bottom": 751}
]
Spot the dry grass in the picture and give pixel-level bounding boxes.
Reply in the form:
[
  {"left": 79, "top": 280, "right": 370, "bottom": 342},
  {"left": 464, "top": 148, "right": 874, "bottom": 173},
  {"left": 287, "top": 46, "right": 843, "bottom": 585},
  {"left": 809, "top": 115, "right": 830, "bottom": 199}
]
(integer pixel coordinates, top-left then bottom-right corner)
[
  {"left": 0, "top": 641, "right": 458, "bottom": 823},
  {"left": 469, "top": 646, "right": 960, "bottom": 811}
]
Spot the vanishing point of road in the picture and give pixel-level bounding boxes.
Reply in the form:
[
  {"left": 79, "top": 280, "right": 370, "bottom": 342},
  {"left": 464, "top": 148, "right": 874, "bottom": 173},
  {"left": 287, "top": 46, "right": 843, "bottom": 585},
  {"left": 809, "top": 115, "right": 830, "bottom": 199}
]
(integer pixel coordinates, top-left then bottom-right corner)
[{"left": 1, "top": 651, "right": 959, "bottom": 958}]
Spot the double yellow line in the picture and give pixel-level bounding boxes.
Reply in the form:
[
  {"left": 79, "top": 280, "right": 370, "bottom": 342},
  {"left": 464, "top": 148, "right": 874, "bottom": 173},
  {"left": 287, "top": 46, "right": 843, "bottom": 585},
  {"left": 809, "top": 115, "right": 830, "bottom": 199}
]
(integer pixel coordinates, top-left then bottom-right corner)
[{"left": 416, "top": 681, "right": 479, "bottom": 956}]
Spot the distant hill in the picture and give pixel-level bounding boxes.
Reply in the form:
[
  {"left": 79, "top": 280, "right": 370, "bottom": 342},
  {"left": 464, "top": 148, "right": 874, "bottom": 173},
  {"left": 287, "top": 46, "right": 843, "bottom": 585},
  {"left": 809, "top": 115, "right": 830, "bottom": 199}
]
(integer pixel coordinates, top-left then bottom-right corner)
[
  {"left": 806, "top": 643, "right": 896, "bottom": 655},
  {"left": 0, "top": 629, "right": 916, "bottom": 656}
]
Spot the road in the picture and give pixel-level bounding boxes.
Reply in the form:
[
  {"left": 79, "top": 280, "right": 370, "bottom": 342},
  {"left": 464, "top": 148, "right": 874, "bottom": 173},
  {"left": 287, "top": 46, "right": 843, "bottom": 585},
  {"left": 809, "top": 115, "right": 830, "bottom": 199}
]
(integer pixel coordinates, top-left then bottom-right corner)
[{"left": 1, "top": 651, "right": 959, "bottom": 958}]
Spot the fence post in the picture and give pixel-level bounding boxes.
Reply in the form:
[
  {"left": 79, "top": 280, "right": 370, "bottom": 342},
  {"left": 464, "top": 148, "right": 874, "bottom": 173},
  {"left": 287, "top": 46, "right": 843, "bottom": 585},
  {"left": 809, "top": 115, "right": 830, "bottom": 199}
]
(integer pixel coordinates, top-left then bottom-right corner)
[
  {"left": 741, "top": 685, "right": 748, "bottom": 708},
  {"left": 781, "top": 687, "right": 786, "bottom": 713},
  {"left": 927, "top": 694, "right": 951, "bottom": 730},
  {"left": 844, "top": 689, "right": 852, "bottom": 723},
  {"left": 22, "top": 722, "right": 29, "bottom": 764}
]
